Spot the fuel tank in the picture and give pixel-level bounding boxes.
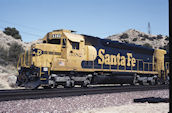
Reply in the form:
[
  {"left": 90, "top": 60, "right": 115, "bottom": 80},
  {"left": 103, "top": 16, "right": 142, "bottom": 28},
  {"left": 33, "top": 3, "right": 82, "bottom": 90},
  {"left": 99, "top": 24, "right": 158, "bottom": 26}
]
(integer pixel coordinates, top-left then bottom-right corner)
[{"left": 92, "top": 72, "right": 136, "bottom": 84}]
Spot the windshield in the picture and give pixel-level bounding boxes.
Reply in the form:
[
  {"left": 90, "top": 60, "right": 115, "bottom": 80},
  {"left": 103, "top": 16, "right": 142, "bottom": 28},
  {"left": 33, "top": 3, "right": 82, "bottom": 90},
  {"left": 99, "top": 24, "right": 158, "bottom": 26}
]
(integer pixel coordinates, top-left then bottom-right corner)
[{"left": 47, "top": 39, "right": 61, "bottom": 44}]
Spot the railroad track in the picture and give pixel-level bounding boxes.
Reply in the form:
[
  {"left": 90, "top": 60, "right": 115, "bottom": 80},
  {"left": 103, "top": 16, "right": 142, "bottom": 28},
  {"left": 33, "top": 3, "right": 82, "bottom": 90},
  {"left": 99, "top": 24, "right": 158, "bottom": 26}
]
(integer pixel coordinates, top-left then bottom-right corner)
[{"left": 0, "top": 85, "right": 168, "bottom": 102}]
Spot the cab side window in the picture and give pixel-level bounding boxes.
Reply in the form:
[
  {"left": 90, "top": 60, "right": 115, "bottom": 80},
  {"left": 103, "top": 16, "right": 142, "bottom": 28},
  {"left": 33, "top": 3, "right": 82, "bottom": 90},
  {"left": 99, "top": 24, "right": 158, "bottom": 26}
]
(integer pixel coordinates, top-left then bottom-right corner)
[
  {"left": 72, "top": 42, "right": 79, "bottom": 50},
  {"left": 62, "top": 38, "right": 66, "bottom": 48},
  {"left": 48, "top": 39, "right": 61, "bottom": 44}
]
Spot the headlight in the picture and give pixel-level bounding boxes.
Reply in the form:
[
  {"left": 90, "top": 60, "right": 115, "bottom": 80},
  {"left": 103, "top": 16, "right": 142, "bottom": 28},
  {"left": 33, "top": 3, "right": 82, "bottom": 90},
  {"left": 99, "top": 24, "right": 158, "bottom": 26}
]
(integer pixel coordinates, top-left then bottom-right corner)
[{"left": 43, "top": 67, "right": 48, "bottom": 71}]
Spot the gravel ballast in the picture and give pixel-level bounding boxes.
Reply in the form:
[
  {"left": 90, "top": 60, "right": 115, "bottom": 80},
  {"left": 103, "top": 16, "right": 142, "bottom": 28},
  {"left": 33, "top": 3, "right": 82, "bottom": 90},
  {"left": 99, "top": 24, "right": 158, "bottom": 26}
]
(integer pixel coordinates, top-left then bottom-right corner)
[{"left": 0, "top": 89, "right": 169, "bottom": 113}]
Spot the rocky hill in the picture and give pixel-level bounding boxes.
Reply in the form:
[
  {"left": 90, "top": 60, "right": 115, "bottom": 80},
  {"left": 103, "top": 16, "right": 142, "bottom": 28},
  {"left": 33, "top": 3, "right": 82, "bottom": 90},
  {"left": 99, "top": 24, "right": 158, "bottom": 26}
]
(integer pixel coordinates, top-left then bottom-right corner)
[
  {"left": 107, "top": 29, "right": 169, "bottom": 50},
  {"left": 0, "top": 30, "right": 42, "bottom": 89}
]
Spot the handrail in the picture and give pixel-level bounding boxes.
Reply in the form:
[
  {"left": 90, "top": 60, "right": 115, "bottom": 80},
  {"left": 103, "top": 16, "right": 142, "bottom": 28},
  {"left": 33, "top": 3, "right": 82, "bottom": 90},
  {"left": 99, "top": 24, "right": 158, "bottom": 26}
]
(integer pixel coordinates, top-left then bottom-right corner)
[
  {"left": 28, "top": 49, "right": 31, "bottom": 66},
  {"left": 24, "top": 50, "right": 27, "bottom": 67},
  {"left": 97, "top": 58, "right": 156, "bottom": 72},
  {"left": 16, "top": 49, "right": 33, "bottom": 71},
  {"left": 17, "top": 54, "right": 22, "bottom": 70},
  {"left": 40, "top": 65, "right": 42, "bottom": 77}
]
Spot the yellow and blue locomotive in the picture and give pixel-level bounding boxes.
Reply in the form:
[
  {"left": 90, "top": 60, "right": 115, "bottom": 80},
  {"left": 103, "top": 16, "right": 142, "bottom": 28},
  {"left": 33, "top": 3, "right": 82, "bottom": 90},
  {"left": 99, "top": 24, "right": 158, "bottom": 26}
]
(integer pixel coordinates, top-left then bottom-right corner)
[{"left": 16, "top": 29, "right": 169, "bottom": 89}]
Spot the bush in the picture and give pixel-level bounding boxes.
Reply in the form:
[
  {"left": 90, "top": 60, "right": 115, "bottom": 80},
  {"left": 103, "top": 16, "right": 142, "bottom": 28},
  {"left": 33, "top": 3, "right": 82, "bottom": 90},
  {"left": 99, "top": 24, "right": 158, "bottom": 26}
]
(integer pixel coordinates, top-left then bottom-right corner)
[
  {"left": 123, "top": 40, "right": 129, "bottom": 43},
  {"left": 8, "top": 43, "right": 24, "bottom": 65},
  {"left": 132, "top": 38, "right": 137, "bottom": 41},
  {"left": 143, "top": 34, "right": 149, "bottom": 39},
  {"left": 165, "top": 36, "right": 169, "bottom": 41},
  {"left": 139, "top": 34, "right": 151, "bottom": 40},
  {"left": 138, "top": 34, "right": 143, "bottom": 37},
  {"left": 0, "top": 47, "right": 8, "bottom": 61},
  {"left": 3, "top": 27, "right": 22, "bottom": 40},
  {"left": 120, "top": 33, "right": 129, "bottom": 39},
  {"left": 143, "top": 43, "right": 152, "bottom": 48},
  {"left": 160, "top": 44, "right": 169, "bottom": 51},
  {"left": 152, "top": 36, "right": 157, "bottom": 39},
  {"left": 147, "top": 37, "right": 154, "bottom": 41},
  {"left": 156, "top": 34, "right": 163, "bottom": 39},
  {"left": 141, "top": 38, "right": 146, "bottom": 41}
]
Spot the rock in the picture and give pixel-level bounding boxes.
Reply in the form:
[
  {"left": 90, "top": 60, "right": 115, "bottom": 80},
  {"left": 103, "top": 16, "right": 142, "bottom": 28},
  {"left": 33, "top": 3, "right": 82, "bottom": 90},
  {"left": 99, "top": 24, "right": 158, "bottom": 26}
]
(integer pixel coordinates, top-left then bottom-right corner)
[{"left": 7, "top": 75, "right": 17, "bottom": 88}]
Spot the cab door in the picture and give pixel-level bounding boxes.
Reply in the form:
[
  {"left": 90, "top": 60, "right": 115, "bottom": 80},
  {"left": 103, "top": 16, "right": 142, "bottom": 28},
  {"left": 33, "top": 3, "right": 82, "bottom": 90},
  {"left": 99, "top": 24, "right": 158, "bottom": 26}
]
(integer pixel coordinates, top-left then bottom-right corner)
[
  {"left": 61, "top": 38, "right": 67, "bottom": 59},
  {"left": 63, "top": 32, "right": 85, "bottom": 70},
  {"left": 67, "top": 40, "right": 84, "bottom": 70}
]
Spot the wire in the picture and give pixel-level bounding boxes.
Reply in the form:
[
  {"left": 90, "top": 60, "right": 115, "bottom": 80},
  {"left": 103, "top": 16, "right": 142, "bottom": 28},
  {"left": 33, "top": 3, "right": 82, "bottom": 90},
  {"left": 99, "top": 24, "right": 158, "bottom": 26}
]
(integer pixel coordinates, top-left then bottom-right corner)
[
  {"left": 0, "top": 23, "right": 43, "bottom": 37},
  {"left": 0, "top": 18, "right": 46, "bottom": 33},
  {"left": 20, "top": 31, "right": 42, "bottom": 37}
]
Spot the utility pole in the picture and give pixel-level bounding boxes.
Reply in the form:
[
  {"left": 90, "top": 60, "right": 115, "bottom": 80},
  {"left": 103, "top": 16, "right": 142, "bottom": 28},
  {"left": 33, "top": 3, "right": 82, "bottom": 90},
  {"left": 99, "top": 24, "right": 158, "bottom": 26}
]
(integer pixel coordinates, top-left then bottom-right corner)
[{"left": 148, "top": 22, "right": 151, "bottom": 35}]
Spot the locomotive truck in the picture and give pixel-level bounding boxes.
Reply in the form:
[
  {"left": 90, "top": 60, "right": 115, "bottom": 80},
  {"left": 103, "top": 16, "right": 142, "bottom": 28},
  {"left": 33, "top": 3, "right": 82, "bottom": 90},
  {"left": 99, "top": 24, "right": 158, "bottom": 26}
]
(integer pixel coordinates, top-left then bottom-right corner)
[{"left": 16, "top": 29, "right": 169, "bottom": 89}]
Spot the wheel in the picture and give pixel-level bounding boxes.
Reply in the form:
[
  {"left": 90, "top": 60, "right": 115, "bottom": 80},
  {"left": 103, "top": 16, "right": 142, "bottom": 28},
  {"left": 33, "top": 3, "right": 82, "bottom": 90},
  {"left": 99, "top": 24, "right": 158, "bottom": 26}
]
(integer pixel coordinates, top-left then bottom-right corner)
[
  {"left": 164, "top": 76, "right": 169, "bottom": 85},
  {"left": 70, "top": 80, "right": 75, "bottom": 88},
  {"left": 64, "top": 80, "right": 74, "bottom": 88},
  {"left": 81, "top": 80, "right": 90, "bottom": 88},
  {"left": 16, "top": 78, "right": 22, "bottom": 86},
  {"left": 131, "top": 79, "right": 137, "bottom": 86},
  {"left": 49, "top": 79, "right": 56, "bottom": 88},
  {"left": 139, "top": 81, "right": 146, "bottom": 85},
  {"left": 155, "top": 78, "right": 161, "bottom": 85},
  {"left": 149, "top": 80, "right": 156, "bottom": 85},
  {"left": 131, "top": 73, "right": 138, "bottom": 86}
]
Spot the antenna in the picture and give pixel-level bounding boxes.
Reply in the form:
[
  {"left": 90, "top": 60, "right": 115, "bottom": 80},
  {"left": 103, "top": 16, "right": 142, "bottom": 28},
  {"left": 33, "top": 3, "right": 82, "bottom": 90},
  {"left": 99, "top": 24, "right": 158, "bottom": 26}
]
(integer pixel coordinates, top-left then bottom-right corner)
[{"left": 148, "top": 22, "right": 151, "bottom": 35}]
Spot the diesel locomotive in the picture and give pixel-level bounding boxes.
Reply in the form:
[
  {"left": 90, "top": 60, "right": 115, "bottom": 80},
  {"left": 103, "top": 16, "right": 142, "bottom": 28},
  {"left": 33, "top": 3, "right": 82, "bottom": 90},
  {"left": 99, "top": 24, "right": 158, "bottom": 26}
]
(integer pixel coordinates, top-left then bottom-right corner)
[{"left": 16, "top": 29, "right": 169, "bottom": 89}]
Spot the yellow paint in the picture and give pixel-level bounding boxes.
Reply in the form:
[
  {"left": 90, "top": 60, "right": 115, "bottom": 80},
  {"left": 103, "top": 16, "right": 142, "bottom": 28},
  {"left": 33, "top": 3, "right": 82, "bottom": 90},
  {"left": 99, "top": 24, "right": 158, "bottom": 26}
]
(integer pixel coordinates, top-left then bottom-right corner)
[
  {"left": 117, "top": 53, "right": 121, "bottom": 66},
  {"left": 154, "top": 49, "right": 166, "bottom": 78},
  {"left": 40, "top": 78, "right": 47, "bottom": 80},
  {"left": 105, "top": 54, "right": 110, "bottom": 65},
  {"left": 86, "top": 45, "right": 97, "bottom": 61},
  {"left": 121, "top": 56, "right": 126, "bottom": 66},
  {"left": 132, "top": 58, "right": 136, "bottom": 67},
  {"left": 110, "top": 55, "right": 117, "bottom": 65},
  {"left": 98, "top": 49, "right": 105, "bottom": 64},
  {"left": 127, "top": 53, "right": 132, "bottom": 66},
  {"left": 98, "top": 49, "right": 136, "bottom": 67}
]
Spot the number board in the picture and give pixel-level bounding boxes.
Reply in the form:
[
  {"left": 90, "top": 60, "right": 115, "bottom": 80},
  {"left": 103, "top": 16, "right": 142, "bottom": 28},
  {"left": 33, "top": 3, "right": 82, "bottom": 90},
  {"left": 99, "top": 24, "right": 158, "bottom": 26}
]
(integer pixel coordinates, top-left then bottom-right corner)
[{"left": 52, "top": 34, "right": 61, "bottom": 38}]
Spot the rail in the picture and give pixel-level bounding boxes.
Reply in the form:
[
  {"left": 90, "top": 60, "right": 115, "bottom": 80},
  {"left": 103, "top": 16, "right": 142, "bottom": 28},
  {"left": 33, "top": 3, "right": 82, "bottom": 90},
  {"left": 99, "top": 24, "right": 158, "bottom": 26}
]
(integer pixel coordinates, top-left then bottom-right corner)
[{"left": 0, "top": 85, "right": 168, "bottom": 102}]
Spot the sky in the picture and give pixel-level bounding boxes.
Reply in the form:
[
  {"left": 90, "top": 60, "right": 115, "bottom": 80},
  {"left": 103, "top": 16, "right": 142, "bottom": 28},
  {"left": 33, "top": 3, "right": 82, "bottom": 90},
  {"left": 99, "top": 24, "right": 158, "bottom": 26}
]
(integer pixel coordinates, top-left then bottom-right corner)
[{"left": 0, "top": 0, "right": 169, "bottom": 42}]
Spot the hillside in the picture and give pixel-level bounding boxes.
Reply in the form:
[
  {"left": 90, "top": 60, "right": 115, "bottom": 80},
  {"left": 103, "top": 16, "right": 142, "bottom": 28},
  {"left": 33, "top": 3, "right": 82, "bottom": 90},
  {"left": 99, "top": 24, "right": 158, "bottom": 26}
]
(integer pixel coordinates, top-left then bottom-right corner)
[
  {"left": 107, "top": 29, "right": 169, "bottom": 50},
  {"left": 0, "top": 30, "right": 42, "bottom": 89}
]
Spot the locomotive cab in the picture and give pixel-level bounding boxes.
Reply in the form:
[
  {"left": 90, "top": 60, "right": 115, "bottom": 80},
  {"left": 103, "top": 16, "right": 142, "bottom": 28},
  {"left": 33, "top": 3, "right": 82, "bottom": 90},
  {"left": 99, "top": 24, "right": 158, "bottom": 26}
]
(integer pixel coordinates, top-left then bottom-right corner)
[
  {"left": 16, "top": 29, "right": 88, "bottom": 89},
  {"left": 41, "top": 29, "right": 86, "bottom": 70}
]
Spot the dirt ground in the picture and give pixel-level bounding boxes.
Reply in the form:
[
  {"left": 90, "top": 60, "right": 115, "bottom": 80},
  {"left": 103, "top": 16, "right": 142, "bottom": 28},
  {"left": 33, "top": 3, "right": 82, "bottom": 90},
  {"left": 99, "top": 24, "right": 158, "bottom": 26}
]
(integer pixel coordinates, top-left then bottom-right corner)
[{"left": 74, "top": 103, "right": 169, "bottom": 113}]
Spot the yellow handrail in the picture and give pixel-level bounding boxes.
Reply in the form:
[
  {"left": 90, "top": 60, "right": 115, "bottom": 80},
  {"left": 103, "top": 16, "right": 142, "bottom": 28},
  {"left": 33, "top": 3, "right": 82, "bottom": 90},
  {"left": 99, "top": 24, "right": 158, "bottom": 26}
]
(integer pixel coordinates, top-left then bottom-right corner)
[
  {"left": 21, "top": 54, "right": 23, "bottom": 67},
  {"left": 28, "top": 49, "right": 30, "bottom": 66},
  {"left": 24, "top": 50, "right": 27, "bottom": 67},
  {"left": 17, "top": 54, "right": 22, "bottom": 70},
  {"left": 40, "top": 66, "right": 42, "bottom": 77}
]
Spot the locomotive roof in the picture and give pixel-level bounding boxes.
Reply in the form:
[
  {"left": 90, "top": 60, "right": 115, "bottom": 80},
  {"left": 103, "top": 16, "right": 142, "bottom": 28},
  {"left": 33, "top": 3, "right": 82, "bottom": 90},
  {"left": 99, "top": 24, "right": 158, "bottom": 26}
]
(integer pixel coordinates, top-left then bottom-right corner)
[
  {"left": 81, "top": 34, "right": 154, "bottom": 55},
  {"left": 103, "top": 39, "right": 154, "bottom": 54},
  {"left": 53, "top": 29, "right": 76, "bottom": 32},
  {"left": 82, "top": 34, "right": 153, "bottom": 47}
]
